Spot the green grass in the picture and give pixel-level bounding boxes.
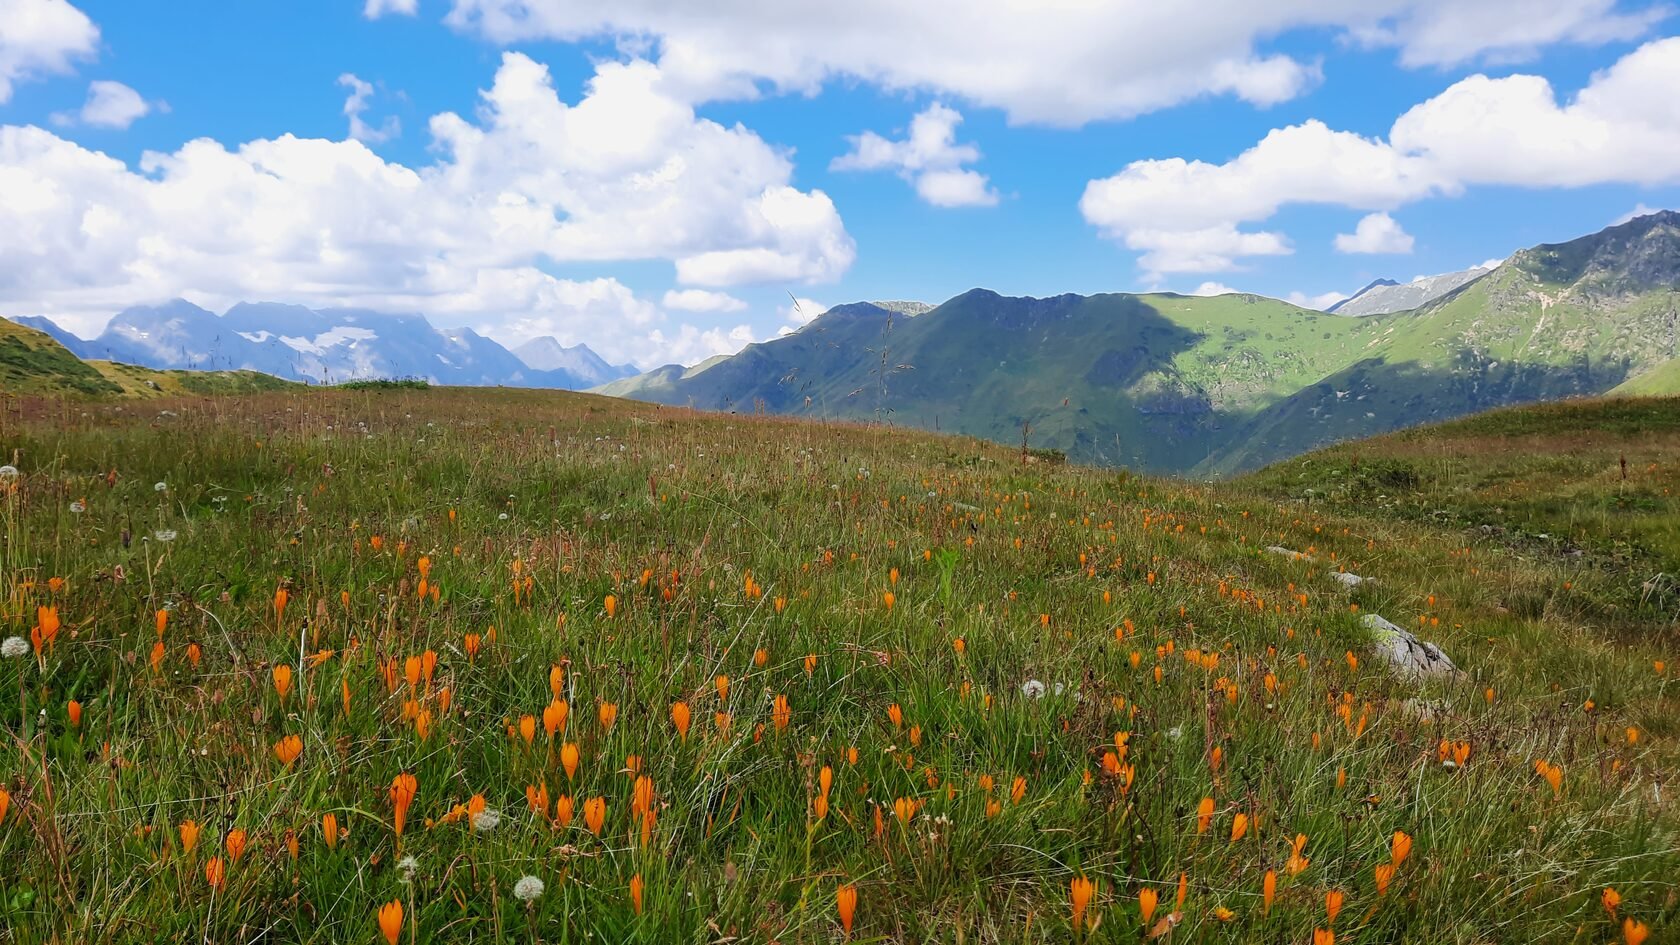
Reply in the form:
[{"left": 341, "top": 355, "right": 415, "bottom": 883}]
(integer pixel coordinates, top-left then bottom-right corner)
[
  {"left": 0, "top": 320, "right": 121, "bottom": 396},
  {"left": 0, "top": 387, "right": 1674, "bottom": 943}
]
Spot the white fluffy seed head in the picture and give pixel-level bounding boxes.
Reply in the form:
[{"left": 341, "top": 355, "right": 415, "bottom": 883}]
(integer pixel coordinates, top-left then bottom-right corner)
[{"left": 513, "top": 875, "right": 545, "bottom": 901}]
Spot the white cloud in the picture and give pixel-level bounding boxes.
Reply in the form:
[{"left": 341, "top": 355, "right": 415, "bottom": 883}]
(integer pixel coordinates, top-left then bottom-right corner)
[
  {"left": 1612, "top": 203, "right": 1671, "bottom": 225},
  {"left": 363, "top": 0, "right": 419, "bottom": 17},
  {"left": 0, "top": 52, "right": 854, "bottom": 366},
  {"left": 1122, "top": 225, "right": 1293, "bottom": 275},
  {"left": 646, "top": 322, "right": 758, "bottom": 365},
  {"left": 1083, "top": 36, "right": 1680, "bottom": 274},
  {"left": 1334, "top": 212, "right": 1414, "bottom": 254},
  {"left": 435, "top": 1, "right": 1654, "bottom": 126},
  {"left": 0, "top": 0, "right": 99, "bottom": 103},
  {"left": 338, "top": 73, "right": 400, "bottom": 143},
  {"left": 832, "top": 104, "right": 997, "bottom": 207},
  {"left": 1349, "top": 0, "right": 1665, "bottom": 68},
  {"left": 781, "top": 296, "right": 826, "bottom": 326},
  {"left": 1188, "top": 281, "right": 1240, "bottom": 297},
  {"left": 662, "top": 288, "right": 745, "bottom": 312},
  {"left": 50, "top": 79, "right": 152, "bottom": 129},
  {"left": 1286, "top": 289, "right": 1348, "bottom": 310}
]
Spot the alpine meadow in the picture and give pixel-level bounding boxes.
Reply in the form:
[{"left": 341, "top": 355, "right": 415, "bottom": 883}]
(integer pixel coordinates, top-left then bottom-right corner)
[
  {"left": 6, "top": 2, "right": 1680, "bottom": 943},
  {"left": 0, "top": 385, "right": 1675, "bottom": 943}
]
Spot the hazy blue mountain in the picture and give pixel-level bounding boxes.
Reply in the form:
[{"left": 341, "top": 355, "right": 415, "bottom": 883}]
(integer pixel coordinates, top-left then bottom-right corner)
[
  {"left": 511, "top": 336, "right": 637, "bottom": 386},
  {"left": 9, "top": 301, "right": 626, "bottom": 390}
]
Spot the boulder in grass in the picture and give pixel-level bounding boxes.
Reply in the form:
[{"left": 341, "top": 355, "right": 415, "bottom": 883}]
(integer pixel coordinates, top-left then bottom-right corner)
[{"left": 1361, "top": 613, "right": 1459, "bottom": 679}]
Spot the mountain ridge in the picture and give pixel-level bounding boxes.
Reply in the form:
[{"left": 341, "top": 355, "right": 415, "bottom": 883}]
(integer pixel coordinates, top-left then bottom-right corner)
[
  {"left": 10, "top": 301, "right": 628, "bottom": 390},
  {"left": 597, "top": 211, "right": 1680, "bottom": 475}
]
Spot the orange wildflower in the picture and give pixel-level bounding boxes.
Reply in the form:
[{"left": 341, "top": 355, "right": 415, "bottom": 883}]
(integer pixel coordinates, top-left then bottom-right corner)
[
  {"left": 272, "top": 664, "right": 293, "bottom": 703},
  {"left": 837, "top": 883, "right": 858, "bottom": 937},
  {"left": 671, "top": 701, "right": 691, "bottom": 741},
  {"left": 583, "top": 796, "right": 606, "bottom": 835},
  {"left": 378, "top": 900, "right": 403, "bottom": 945},
  {"left": 390, "top": 772, "right": 418, "bottom": 838},
  {"left": 274, "top": 734, "right": 303, "bottom": 767},
  {"left": 1071, "top": 876, "right": 1096, "bottom": 929}
]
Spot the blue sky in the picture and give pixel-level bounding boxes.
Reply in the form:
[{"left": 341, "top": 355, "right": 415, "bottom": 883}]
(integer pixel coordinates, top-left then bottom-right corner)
[{"left": 2, "top": 0, "right": 1678, "bottom": 366}]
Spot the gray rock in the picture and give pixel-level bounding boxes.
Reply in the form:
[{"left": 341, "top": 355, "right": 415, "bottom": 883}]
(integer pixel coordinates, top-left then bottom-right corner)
[
  {"left": 1361, "top": 613, "right": 1459, "bottom": 679},
  {"left": 1266, "top": 546, "right": 1314, "bottom": 560},
  {"left": 1329, "top": 571, "right": 1365, "bottom": 587}
]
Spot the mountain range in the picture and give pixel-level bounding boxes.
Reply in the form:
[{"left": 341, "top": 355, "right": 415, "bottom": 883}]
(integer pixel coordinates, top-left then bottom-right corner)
[
  {"left": 5, "top": 211, "right": 1678, "bottom": 477},
  {"left": 12, "top": 300, "right": 637, "bottom": 390},
  {"left": 596, "top": 211, "right": 1680, "bottom": 475},
  {"left": 1326, "top": 266, "right": 1494, "bottom": 316}
]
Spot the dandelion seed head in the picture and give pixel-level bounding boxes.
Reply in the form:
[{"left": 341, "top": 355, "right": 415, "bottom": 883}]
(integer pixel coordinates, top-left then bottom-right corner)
[
  {"left": 513, "top": 875, "right": 544, "bottom": 901},
  {"left": 153, "top": 529, "right": 178, "bottom": 543},
  {"left": 1020, "top": 680, "right": 1046, "bottom": 699},
  {"left": 154, "top": 482, "right": 168, "bottom": 492},
  {"left": 471, "top": 809, "right": 502, "bottom": 833},
  {"left": 2, "top": 636, "right": 31, "bottom": 658},
  {"left": 0, "top": 465, "right": 18, "bottom": 482}
]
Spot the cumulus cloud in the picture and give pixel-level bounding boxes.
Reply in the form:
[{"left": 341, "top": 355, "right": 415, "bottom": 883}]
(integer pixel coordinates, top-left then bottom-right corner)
[
  {"left": 0, "top": 0, "right": 99, "bottom": 103},
  {"left": 434, "top": 1, "right": 1656, "bottom": 126},
  {"left": 0, "top": 52, "right": 855, "bottom": 366},
  {"left": 51, "top": 79, "right": 152, "bottom": 129},
  {"left": 1083, "top": 36, "right": 1680, "bottom": 274},
  {"left": 1334, "top": 212, "right": 1414, "bottom": 254},
  {"left": 1188, "top": 281, "right": 1240, "bottom": 297},
  {"left": 832, "top": 104, "right": 997, "bottom": 207},
  {"left": 338, "top": 73, "right": 399, "bottom": 143},
  {"left": 1286, "top": 290, "right": 1348, "bottom": 310},
  {"left": 781, "top": 296, "right": 827, "bottom": 327},
  {"left": 363, "top": 0, "right": 419, "bottom": 17},
  {"left": 662, "top": 288, "right": 746, "bottom": 312},
  {"left": 646, "top": 322, "right": 758, "bottom": 365}
]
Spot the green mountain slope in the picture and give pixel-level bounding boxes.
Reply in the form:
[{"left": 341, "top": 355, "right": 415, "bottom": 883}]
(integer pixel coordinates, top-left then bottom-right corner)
[
  {"left": 599, "top": 292, "right": 1384, "bottom": 473},
  {"left": 0, "top": 317, "right": 302, "bottom": 398},
  {"left": 1201, "top": 211, "right": 1680, "bottom": 474},
  {"left": 0, "top": 318, "right": 122, "bottom": 395},
  {"left": 604, "top": 211, "right": 1680, "bottom": 476}
]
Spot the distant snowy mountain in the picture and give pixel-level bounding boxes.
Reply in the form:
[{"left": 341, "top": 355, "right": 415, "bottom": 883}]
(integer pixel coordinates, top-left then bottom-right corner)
[
  {"left": 1328, "top": 267, "right": 1493, "bottom": 316},
  {"left": 9, "top": 300, "right": 624, "bottom": 390},
  {"left": 511, "top": 336, "right": 638, "bottom": 386}
]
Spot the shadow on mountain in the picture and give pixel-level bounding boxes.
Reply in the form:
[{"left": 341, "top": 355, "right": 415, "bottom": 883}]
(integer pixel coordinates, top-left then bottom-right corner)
[
  {"left": 1202, "top": 350, "right": 1635, "bottom": 476},
  {"left": 626, "top": 292, "right": 1223, "bottom": 473}
]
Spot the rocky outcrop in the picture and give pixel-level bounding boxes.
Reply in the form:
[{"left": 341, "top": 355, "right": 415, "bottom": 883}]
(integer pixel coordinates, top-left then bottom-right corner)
[{"left": 1361, "top": 613, "right": 1459, "bottom": 679}]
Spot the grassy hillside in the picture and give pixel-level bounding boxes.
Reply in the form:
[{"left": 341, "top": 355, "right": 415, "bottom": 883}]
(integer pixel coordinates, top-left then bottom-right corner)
[
  {"left": 0, "top": 318, "right": 303, "bottom": 399},
  {"left": 86, "top": 359, "right": 302, "bottom": 397},
  {"left": 599, "top": 291, "right": 1386, "bottom": 473},
  {"left": 1611, "top": 357, "right": 1680, "bottom": 396},
  {"left": 0, "top": 386, "right": 1672, "bottom": 942},
  {"left": 1240, "top": 396, "right": 1680, "bottom": 583},
  {"left": 604, "top": 213, "right": 1680, "bottom": 479},
  {"left": 0, "top": 318, "right": 121, "bottom": 396}
]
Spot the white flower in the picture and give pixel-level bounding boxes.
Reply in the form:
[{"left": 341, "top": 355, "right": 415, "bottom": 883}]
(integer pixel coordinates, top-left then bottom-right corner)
[
  {"left": 513, "top": 875, "right": 545, "bottom": 902},
  {"left": 470, "top": 809, "right": 502, "bottom": 833},
  {"left": 1, "top": 636, "right": 30, "bottom": 659},
  {"left": 1020, "top": 679, "right": 1046, "bottom": 699},
  {"left": 154, "top": 482, "right": 168, "bottom": 492}
]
